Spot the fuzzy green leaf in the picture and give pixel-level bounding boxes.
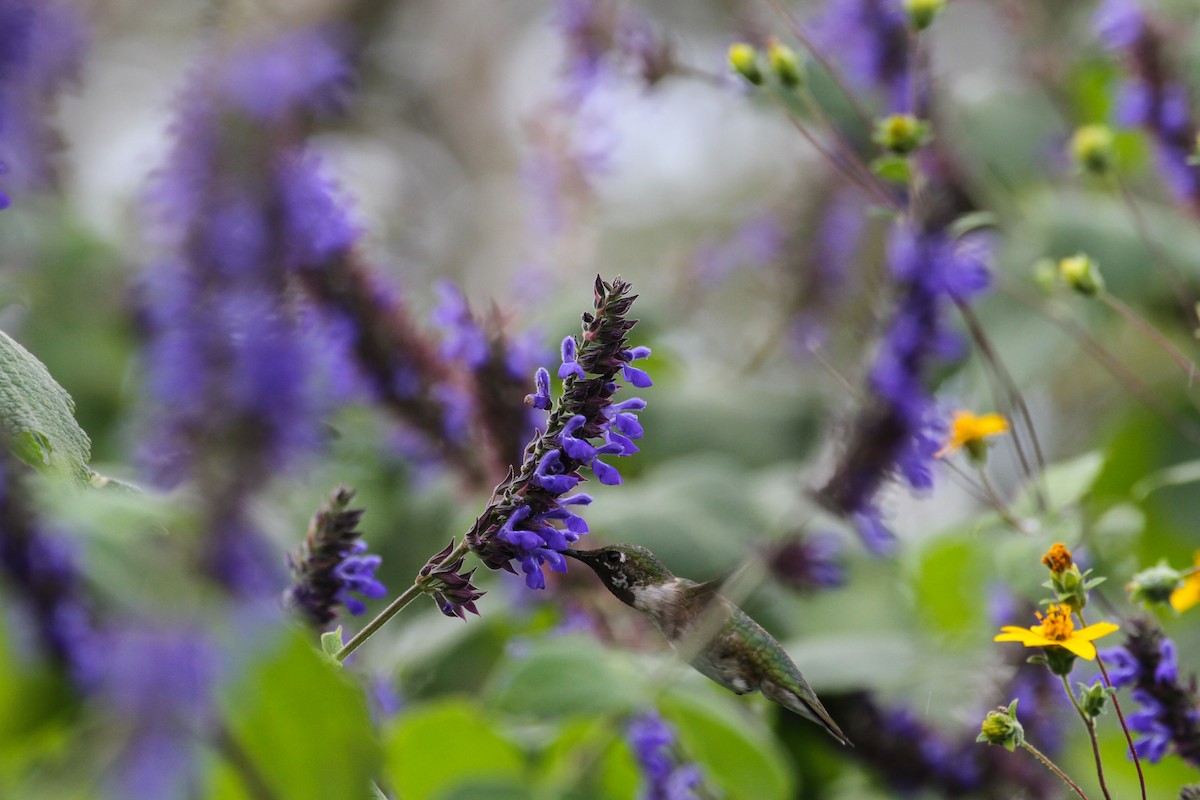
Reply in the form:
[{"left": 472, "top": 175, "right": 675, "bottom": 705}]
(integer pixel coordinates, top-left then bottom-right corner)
[{"left": 0, "top": 330, "right": 91, "bottom": 483}]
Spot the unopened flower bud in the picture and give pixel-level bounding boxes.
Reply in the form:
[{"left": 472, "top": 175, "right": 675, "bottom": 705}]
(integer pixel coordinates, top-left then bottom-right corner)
[
  {"left": 1058, "top": 253, "right": 1104, "bottom": 296},
  {"left": 873, "top": 114, "right": 931, "bottom": 155},
  {"left": 904, "top": 0, "right": 946, "bottom": 30},
  {"left": 977, "top": 700, "right": 1024, "bottom": 752},
  {"left": 1071, "top": 125, "right": 1116, "bottom": 176},
  {"left": 1042, "top": 542, "right": 1073, "bottom": 574},
  {"left": 1127, "top": 561, "right": 1185, "bottom": 608},
  {"left": 766, "top": 39, "right": 803, "bottom": 88},
  {"left": 728, "top": 43, "right": 763, "bottom": 85},
  {"left": 1078, "top": 680, "right": 1114, "bottom": 718}
]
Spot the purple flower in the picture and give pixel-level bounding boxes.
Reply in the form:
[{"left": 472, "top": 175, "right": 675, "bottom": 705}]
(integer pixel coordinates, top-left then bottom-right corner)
[
  {"left": 0, "top": 450, "right": 99, "bottom": 689},
  {"left": 100, "top": 627, "right": 217, "bottom": 800},
  {"left": 1105, "top": 617, "right": 1200, "bottom": 766},
  {"left": 432, "top": 281, "right": 489, "bottom": 368},
  {"left": 816, "top": 222, "right": 990, "bottom": 552},
  {"left": 809, "top": 0, "right": 912, "bottom": 111},
  {"left": 469, "top": 277, "right": 649, "bottom": 591},
  {"left": 0, "top": 0, "right": 86, "bottom": 209},
  {"left": 1093, "top": 0, "right": 1145, "bottom": 51},
  {"left": 139, "top": 29, "right": 355, "bottom": 493},
  {"left": 559, "top": 335, "right": 587, "bottom": 380},
  {"left": 626, "top": 711, "right": 705, "bottom": 800},
  {"left": 287, "top": 488, "right": 387, "bottom": 627},
  {"left": 1096, "top": 3, "right": 1200, "bottom": 212},
  {"left": 527, "top": 367, "right": 553, "bottom": 410},
  {"left": 765, "top": 532, "right": 846, "bottom": 592}
]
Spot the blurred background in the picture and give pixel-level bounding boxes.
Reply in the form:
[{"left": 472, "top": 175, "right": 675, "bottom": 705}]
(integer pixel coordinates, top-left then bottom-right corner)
[{"left": 1, "top": 0, "right": 1199, "bottom": 797}]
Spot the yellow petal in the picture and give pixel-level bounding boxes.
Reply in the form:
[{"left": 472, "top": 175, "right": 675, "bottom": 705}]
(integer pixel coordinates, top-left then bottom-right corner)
[
  {"left": 1074, "top": 621, "right": 1120, "bottom": 642},
  {"left": 1058, "top": 638, "right": 1098, "bottom": 660},
  {"left": 1170, "top": 552, "right": 1200, "bottom": 613},
  {"left": 995, "top": 628, "right": 1052, "bottom": 647}
]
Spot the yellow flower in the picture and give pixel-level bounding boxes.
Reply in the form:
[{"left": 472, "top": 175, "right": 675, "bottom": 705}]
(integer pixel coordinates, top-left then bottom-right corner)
[
  {"left": 994, "top": 604, "right": 1119, "bottom": 660},
  {"left": 937, "top": 411, "right": 1009, "bottom": 458},
  {"left": 1170, "top": 551, "right": 1200, "bottom": 613}
]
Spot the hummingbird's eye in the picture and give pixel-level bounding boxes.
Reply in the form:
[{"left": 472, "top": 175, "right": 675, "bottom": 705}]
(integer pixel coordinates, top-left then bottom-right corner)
[{"left": 604, "top": 551, "right": 623, "bottom": 565}]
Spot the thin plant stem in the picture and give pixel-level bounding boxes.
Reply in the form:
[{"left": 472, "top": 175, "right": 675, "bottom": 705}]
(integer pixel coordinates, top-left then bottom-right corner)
[
  {"left": 1100, "top": 291, "right": 1198, "bottom": 384},
  {"left": 763, "top": 0, "right": 876, "bottom": 132},
  {"left": 1112, "top": 177, "right": 1198, "bottom": 320},
  {"left": 1005, "top": 284, "right": 1200, "bottom": 446},
  {"left": 1020, "top": 740, "right": 1091, "bottom": 800},
  {"left": 1060, "top": 673, "right": 1114, "bottom": 800},
  {"left": 1077, "top": 610, "right": 1148, "bottom": 800},
  {"left": 976, "top": 464, "right": 1031, "bottom": 533},
  {"left": 335, "top": 539, "right": 471, "bottom": 662}
]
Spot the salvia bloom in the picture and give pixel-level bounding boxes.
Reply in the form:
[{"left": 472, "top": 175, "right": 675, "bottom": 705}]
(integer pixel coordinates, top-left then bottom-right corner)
[
  {"left": 817, "top": 224, "right": 991, "bottom": 552},
  {"left": 764, "top": 531, "right": 846, "bottom": 593},
  {"left": 1101, "top": 616, "right": 1200, "bottom": 766},
  {"left": 822, "top": 691, "right": 1058, "bottom": 798},
  {"left": 0, "top": 0, "right": 86, "bottom": 209},
  {"left": 626, "top": 711, "right": 705, "bottom": 800},
  {"left": 100, "top": 627, "right": 216, "bottom": 800},
  {"left": 809, "top": 0, "right": 912, "bottom": 112},
  {"left": 430, "top": 281, "right": 547, "bottom": 473},
  {"left": 417, "top": 540, "right": 485, "bottom": 620},
  {"left": 468, "top": 276, "right": 649, "bottom": 589},
  {"left": 286, "top": 487, "right": 386, "bottom": 628},
  {"left": 0, "top": 449, "right": 99, "bottom": 688},
  {"left": 139, "top": 28, "right": 355, "bottom": 492},
  {"left": 1093, "top": 0, "right": 1200, "bottom": 213}
]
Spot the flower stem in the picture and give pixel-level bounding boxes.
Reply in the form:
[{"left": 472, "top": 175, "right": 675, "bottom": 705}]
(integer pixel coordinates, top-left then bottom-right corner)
[
  {"left": 1078, "top": 611, "right": 1148, "bottom": 800},
  {"left": 1100, "top": 291, "right": 1198, "bottom": 384},
  {"left": 1061, "top": 674, "right": 1114, "bottom": 800},
  {"left": 1020, "top": 740, "right": 1090, "bottom": 800},
  {"left": 335, "top": 539, "right": 471, "bottom": 662}
]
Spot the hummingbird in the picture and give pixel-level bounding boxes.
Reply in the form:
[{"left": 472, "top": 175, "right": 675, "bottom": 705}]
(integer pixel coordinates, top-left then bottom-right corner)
[{"left": 565, "top": 543, "right": 851, "bottom": 746}]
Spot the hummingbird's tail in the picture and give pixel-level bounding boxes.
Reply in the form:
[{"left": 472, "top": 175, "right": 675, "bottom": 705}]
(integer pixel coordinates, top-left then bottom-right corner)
[{"left": 762, "top": 678, "right": 853, "bottom": 747}]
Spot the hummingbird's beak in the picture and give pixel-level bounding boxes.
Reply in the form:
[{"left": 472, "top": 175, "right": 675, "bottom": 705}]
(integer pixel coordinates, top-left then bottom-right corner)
[{"left": 563, "top": 548, "right": 590, "bottom": 562}]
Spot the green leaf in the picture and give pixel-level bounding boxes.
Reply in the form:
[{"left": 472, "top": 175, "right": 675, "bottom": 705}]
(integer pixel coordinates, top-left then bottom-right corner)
[
  {"left": 321, "top": 629, "right": 345, "bottom": 662},
  {"left": 0, "top": 330, "right": 92, "bottom": 483},
  {"left": 487, "top": 636, "right": 638, "bottom": 717},
  {"left": 659, "top": 690, "right": 795, "bottom": 800},
  {"left": 1130, "top": 458, "right": 1200, "bottom": 500},
  {"left": 532, "top": 717, "right": 640, "bottom": 800},
  {"left": 870, "top": 154, "right": 912, "bottom": 183},
  {"left": 217, "top": 629, "right": 380, "bottom": 800},
  {"left": 382, "top": 699, "right": 524, "bottom": 800},
  {"left": 1013, "top": 451, "right": 1104, "bottom": 515}
]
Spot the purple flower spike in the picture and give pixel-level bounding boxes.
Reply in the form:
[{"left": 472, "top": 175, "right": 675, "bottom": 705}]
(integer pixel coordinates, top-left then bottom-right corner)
[
  {"left": 1105, "top": 617, "right": 1200, "bottom": 766},
  {"left": 468, "top": 277, "right": 651, "bottom": 591},
  {"left": 287, "top": 488, "right": 388, "bottom": 627},
  {"left": 626, "top": 710, "right": 706, "bottom": 799},
  {"left": 559, "top": 335, "right": 587, "bottom": 380}
]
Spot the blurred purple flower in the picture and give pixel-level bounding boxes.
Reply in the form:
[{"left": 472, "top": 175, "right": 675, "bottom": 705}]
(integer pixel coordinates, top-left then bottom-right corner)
[
  {"left": 626, "top": 711, "right": 705, "bottom": 800},
  {"left": 817, "top": 223, "right": 990, "bottom": 552},
  {"left": 1102, "top": 617, "right": 1200, "bottom": 766},
  {"left": 694, "top": 213, "right": 786, "bottom": 284},
  {"left": 1095, "top": 2, "right": 1200, "bottom": 212},
  {"left": 765, "top": 532, "right": 846, "bottom": 592},
  {"left": 809, "top": 0, "right": 911, "bottom": 111},
  {"left": 139, "top": 28, "right": 356, "bottom": 493},
  {"left": 0, "top": 450, "right": 100, "bottom": 689},
  {"left": 100, "top": 627, "right": 217, "bottom": 800},
  {"left": 0, "top": 0, "right": 86, "bottom": 209}
]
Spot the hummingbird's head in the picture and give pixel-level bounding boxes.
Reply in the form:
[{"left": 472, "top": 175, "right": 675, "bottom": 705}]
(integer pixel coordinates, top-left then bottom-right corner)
[{"left": 565, "top": 543, "right": 674, "bottom": 606}]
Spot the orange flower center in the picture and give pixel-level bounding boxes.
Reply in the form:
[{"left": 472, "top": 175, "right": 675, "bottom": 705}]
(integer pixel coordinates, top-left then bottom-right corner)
[
  {"left": 1041, "top": 543, "right": 1073, "bottom": 575},
  {"left": 1034, "top": 605, "right": 1075, "bottom": 641}
]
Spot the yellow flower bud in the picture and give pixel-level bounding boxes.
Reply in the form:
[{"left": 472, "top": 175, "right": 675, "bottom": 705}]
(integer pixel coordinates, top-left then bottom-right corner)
[
  {"left": 728, "top": 43, "right": 763, "bottom": 86},
  {"left": 1071, "top": 125, "right": 1115, "bottom": 176}
]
